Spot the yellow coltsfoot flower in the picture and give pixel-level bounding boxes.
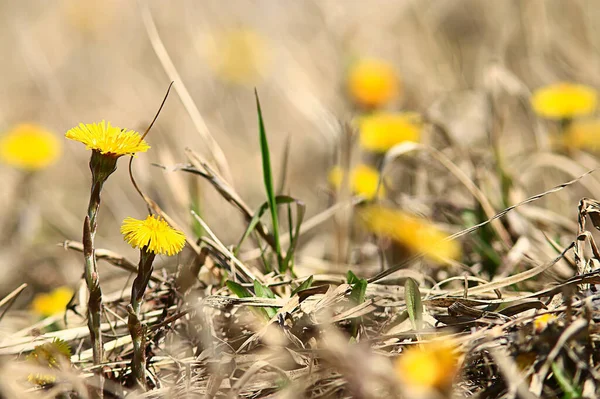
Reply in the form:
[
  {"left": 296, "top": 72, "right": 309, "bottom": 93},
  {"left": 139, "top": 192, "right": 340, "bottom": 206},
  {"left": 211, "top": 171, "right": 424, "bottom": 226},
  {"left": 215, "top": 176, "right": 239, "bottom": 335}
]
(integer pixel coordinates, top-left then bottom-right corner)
[
  {"left": 359, "top": 205, "right": 460, "bottom": 263},
  {"left": 65, "top": 120, "right": 150, "bottom": 157},
  {"left": 358, "top": 112, "right": 422, "bottom": 153},
  {"left": 561, "top": 118, "right": 600, "bottom": 152},
  {"left": 31, "top": 286, "right": 73, "bottom": 318},
  {"left": 347, "top": 58, "right": 399, "bottom": 109},
  {"left": 328, "top": 164, "right": 384, "bottom": 200},
  {"left": 0, "top": 124, "right": 61, "bottom": 171},
  {"left": 531, "top": 82, "right": 597, "bottom": 120},
  {"left": 533, "top": 313, "right": 558, "bottom": 333},
  {"left": 395, "top": 341, "right": 459, "bottom": 392},
  {"left": 121, "top": 215, "right": 186, "bottom": 256},
  {"left": 26, "top": 338, "right": 72, "bottom": 386}
]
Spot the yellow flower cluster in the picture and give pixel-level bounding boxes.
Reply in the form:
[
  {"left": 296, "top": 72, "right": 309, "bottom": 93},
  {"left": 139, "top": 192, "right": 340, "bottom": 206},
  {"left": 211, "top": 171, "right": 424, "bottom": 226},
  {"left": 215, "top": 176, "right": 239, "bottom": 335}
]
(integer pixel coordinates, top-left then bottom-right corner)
[
  {"left": 0, "top": 124, "right": 61, "bottom": 171},
  {"left": 121, "top": 215, "right": 186, "bottom": 256},
  {"left": 347, "top": 58, "right": 399, "bottom": 109},
  {"left": 359, "top": 205, "right": 460, "bottom": 263},
  {"left": 31, "top": 286, "right": 73, "bottom": 318},
  {"left": 531, "top": 82, "right": 597, "bottom": 120},
  {"left": 328, "top": 164, "right": 384, "bottom": 200},
  {"left": 65, "top": 120, "right": 150, "bottom": 157},
  {"left": 395, "top": 341, "right": 459, "bottom": 391},
  {"left": 358, "top": 112, "right": 422, "bottom": 153}
]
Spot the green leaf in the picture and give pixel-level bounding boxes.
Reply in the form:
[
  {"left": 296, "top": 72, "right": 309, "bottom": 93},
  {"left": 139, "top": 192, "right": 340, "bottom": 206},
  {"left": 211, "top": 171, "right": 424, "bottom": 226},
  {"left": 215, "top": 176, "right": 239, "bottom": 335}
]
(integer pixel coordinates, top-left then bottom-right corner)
[
  {"left": 255, "top": 90, "right": 283, "bottom": 270},
  {"left": 405, "top": 278, "right": 423, "bottom": 330},
  {"left": 226, "top": 281, "right": 252, "bottom": 298},
  {"left": 349, "top": 278, "right": 367, "bottom": 306},
  {"left": 347, "top": 270, "right": 360, "bottom": 285},
  {"left": 234, "top": 196, "right": 296, "bottom": 256},
  {"left": 291, "top": 276, "right": 314, "bottom": 296},
  {"left": 281, "top": 199, "right": 306, "bottom": 273},
  {"left": 253, "top": 280, "right": 278, "bottom": 318},
  {"left": 349, "top": 278, "right": 367, "bottom": 339},
  {"left": 253, "top": 280, "right": 276, "bottom": 299}
]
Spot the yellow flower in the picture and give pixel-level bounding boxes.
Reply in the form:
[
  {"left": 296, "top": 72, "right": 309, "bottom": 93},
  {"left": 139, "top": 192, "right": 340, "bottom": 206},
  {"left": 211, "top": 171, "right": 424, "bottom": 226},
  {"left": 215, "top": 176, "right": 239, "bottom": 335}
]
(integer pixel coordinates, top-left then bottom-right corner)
[
  {"left": 328, "top": 164, "right": 384, "bottom": 200},
  {"left": 347, "top": 58, "right": 399, "bottom": 109},
  {"left": 531, "top": 83, "right": 597, "bottom": 119},
  {"left": 65, "top": 120, "right": 150, "bottom": 157},
  {"left": 359, "top": 205, "right": 460, "bottom": 263},
  {"left": 121, "top": 215, "right": 186, "bottom": 256},
  {"left": 533, "top": 313, "right": 558, "bottom": 333},
  {"left": 395, "top": 341, "right": 459, "bottom": 391},
  {"left": 27, "top": 338, "right": 72, "bottom": 386},
  {"left": 0, "top": 124, "right": 61, "bottom": 171},
  {"left": 358, "top": 112, "right": 421, "bottom": 153},
  {"left": 559, "top": 118, "right": 600, "bottom": 151},
  {"left": 31, "top": 286, "right": 73, "bottom": 317},
  {"left": 204, "top": 28, "right": 270, "bottom": 86}
]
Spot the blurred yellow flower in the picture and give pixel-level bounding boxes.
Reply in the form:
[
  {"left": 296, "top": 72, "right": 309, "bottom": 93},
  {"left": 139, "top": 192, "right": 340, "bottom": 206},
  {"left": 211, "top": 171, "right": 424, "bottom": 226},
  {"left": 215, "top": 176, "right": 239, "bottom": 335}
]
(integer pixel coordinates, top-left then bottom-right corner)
[
  {"left": 359, "top": 205, "right": 460, "bottom": 263},
  {"left": 65, "top": 120, "right": 150, "bottom": 157},
  {"left": 531, "top": 83, "right": 597, "bottom": 119},
  {"left": 560, "top": 119, "right": 600, "bottom": 151},
  {"left": 395, "top": 341, "right": 459, "bottom": 391},
  {"left": 0, "top": 124, "right": 61, "bottom": 171},
  {"left": 63, "top": 0, "right": 116, "bottom": 36},
  {"left": 27, "top": 338, "right": 72, "bottom": 386},
  {"left": 533, "top": 313, "right": 557, "bottom": 333},
  {"left": 31, "top": 286, "right": 73, "bottom": 318},
  {"left": 347, "top": 58, "right": 399, "bottom": 109},
  {"left": 204, "top": 28, "right": 270, "bottom": 86},
  {"left": 121, "top": 215, "right": 186, "bottom": 256},
  {"left": 328, "top": 164, "right": 384, "bottom": 200},
  {"left": 358, "top": 112, "right": 422, "bottom": 153}
]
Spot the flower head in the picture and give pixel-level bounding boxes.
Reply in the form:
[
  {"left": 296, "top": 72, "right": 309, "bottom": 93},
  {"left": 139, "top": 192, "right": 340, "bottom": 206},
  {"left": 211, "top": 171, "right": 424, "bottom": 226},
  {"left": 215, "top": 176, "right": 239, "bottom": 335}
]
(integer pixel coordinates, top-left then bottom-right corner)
[
  {"left": 204, "top": 28, "right": 270, "bottom": 86},
  {"left": 531, "top": 83, "right": 597, "bottom": 119},
  {"left": 65, "top": 120, "right": 150, "bottom": 157},
  {"left": 533, "top": 313, "right": 558, "bottom": 333},
  {"left": 395, "top": 341, "right": 459, "bottom": 391},
  {"left": 328, "top": 164, "right": 384, "bottom": 200},
  {"left": 121, "top": 215, "right": 186, "bottom": 256},
  {"left": 359, "top": 205, "right": 460, "bottom": 263},
  {"left": 27, "top": 338, "right": 72, "bottom": 386},
  {"left": 0, "top": 124, "right": 61, "bottom": 171},
  {"left": 358, "top": 112, "right": 421, "bottom": 153},
  {"left": 559, "top": 119, "right": 600, "bottom": 151},
  {"left": 31, "top": 286, "right": 73, "bottom": 317},
  {"left": 347, "top": 58, "right": 399, "bottom": 109}
]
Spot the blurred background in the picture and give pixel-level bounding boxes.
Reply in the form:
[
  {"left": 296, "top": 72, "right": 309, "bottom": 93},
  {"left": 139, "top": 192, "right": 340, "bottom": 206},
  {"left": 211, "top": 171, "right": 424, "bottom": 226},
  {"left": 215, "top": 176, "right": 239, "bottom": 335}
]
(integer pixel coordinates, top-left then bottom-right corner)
[{"left": 2, "top": 0, "right": 600, "bottom": 325}]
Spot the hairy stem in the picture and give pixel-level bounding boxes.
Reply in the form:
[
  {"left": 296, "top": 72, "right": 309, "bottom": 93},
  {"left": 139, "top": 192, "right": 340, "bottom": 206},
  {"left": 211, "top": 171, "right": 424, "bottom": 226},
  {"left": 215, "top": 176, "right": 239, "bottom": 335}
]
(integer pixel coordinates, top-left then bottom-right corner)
[
  {"left": 83, "top": 151, "right": 118, "bottom": 398},
  {"left": 128, "top": 248, "right": 156, "bottom": 388}
]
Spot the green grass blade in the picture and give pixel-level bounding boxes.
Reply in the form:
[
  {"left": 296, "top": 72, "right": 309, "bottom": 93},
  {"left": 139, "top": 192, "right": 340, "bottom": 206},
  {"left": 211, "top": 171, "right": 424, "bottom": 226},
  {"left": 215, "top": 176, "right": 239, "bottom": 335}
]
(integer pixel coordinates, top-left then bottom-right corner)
[
  {"left": 291, "top": 276, "right": 314, "bottom": 296},
  {"left": 405, "top": 277, "right": 423, "bottom": 330},
  {"left": 282, "top": 199, "right": 306, "bottom": 273},
  {"left": 255, "top": 90, "right": 283, "bottom": 270}
]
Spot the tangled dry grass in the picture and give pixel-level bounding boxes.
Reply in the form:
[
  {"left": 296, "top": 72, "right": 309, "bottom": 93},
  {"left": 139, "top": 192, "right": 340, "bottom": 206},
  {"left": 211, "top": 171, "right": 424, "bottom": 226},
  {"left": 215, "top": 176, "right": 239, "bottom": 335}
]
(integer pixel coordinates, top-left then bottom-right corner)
[{"left": 5, "top": 1, "right": 600, "bottom": 398}]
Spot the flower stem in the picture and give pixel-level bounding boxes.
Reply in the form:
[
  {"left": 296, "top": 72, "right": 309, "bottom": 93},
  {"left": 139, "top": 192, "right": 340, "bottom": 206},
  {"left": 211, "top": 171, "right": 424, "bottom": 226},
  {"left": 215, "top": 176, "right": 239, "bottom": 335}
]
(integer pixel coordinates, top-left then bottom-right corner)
[
  {"left": 128, "top": 248, "right": 156, "bottom": 388},
  {"left": 83, "top": 151, "right": 118, "bottom": 398}
]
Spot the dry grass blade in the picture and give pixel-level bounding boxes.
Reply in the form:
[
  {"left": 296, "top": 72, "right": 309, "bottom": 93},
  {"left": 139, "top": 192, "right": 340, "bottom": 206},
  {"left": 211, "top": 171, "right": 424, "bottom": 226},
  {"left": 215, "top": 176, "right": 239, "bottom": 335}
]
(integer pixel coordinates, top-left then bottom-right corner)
[
  {"left": 530, "top": 318, "right": 588, "bottom": 396},
  {"left": 61, "top": 240, "right": 166, "bottom": 283},
  {"left": 138, "top": 0, "right": 233, "bottom": 184},
  {"left": 383, "top": 141, "right": 512, "bottom": 246},
  {"left": 191, "top": 210, "right": 263, "bottom": 282}
]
